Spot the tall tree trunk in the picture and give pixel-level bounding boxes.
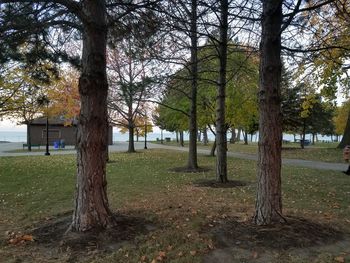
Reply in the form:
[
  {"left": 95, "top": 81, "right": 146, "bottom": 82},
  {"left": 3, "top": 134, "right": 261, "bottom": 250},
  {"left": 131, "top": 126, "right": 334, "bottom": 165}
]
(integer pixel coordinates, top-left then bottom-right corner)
[
  {"left": 236, "top": 128, "right": 241, "bottom": 142},
  {"left": 180, "top": 130, "right": 184, "bottom": 146},
  {"left": 176, "top": 131, "right": 179, "bottom": 143},
  {"left": 210, "top": 139, "right": 216, "bottom": 157},
  {"left": 72, "top": 0, "right": 114, "bottom": 232},
  {"left": 230, "top": 127, "right": 236, "bottom": 144},
  {"left": 243, "top": 131, "right": 248, "bottom": 145},
  {"left": 202, "top": 127, "right": 208, "bottom": 145},
  {"left": 197, "top": 130, "right": 201, "bottom": 142},
  {"left": 27, "top": 122, "right": 31, "bottom": 151},
  {"left": 301, "top": 121, "right": 306, "bottom": 149},
  {"left": 254, "top": 0, "right": 284, "bottom": 226},
  {"left": 187, "top": 0, "right": 199, "bottom": 170},
  {"left": 216, "top": 0, "right": 228, "bottom": 183},
  {"left": 128, "top": 124, "right": 135, "bottom": 152},
  {"left": 338, "top": 108, "right": 350, "bottom": 148}
]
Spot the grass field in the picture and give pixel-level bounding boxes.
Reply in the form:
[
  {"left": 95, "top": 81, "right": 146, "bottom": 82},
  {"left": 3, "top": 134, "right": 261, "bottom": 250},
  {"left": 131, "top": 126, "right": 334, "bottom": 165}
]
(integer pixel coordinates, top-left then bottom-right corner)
[
  {"left": 0, "top": 149, "right": 350, "bottom": 262},
  {"left": 156, "top": 140, "right": 344, "bottom": 163}
]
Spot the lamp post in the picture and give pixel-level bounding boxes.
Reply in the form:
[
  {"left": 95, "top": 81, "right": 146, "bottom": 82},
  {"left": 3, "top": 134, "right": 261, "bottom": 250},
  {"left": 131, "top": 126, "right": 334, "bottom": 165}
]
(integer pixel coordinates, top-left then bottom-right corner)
[
  {"left": 45, "top": 108, "right": 50, "bottom": 156},
  {"left": 38, "top": 95, "right": 50, "bottom": 156},
  {"left": 44, "top": 97, "right": 50, "bottom": 156}
]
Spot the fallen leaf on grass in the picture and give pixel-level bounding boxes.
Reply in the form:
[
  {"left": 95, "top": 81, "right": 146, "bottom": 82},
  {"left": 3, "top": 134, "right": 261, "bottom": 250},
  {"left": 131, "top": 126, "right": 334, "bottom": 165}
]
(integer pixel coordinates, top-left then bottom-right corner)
[
  {"left": 156, "top": 251, "right": 166, "bottom": 261},
  {"left": 8, "top": 234, "right": 34, "bottom": 245},
  {"left": 140, "top": 255, "right": 147, "bottom": 262},
  {"left": 22, "top": 235, "right": 34, "bottom": 241},
  {"left": 190, "top": 250, "right": 197, "bottom": 256},
  {"left": 252, "top": 251, "right": 258, "bottom": 259},
  {"left": 166, "top": 245, "right": 173, "bottom": 251},
  {"left": 334, "top": 256, "right": 345, "bottom": 263}
]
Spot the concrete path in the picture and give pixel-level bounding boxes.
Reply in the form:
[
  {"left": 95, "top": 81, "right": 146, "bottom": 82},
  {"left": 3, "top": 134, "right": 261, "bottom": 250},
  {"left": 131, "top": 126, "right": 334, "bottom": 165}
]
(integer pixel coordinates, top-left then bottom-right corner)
[{"left": 0, "top": 142, "right": 347, "bottom": 172}]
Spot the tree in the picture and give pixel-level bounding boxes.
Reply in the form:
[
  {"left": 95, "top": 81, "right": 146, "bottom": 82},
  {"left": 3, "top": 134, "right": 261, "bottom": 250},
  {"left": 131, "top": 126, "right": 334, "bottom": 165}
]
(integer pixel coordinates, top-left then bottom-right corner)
[
  {"left": 1, "top": 62, "right": 56, "bottom": 151},
  {"left": 107, "top": 44, "right": 155, "bottom": 153},
  {"left": 285, "top": 1, "right": 349, "bottom": 147},
  {"left": 253, "top": 0, "right": 284, "bottom": 225},
  {"left": 1, "top": 0, "right": 159, "bottom": 232},
  {"left": 107, "top": 9, "right": 160, "bottom": 152},
  {"left": 1, "top": 0, "right": 113, "bottom": 232},
  {"left": 334, "top": 100, "right": 350, "bottom": 137},
  {"left": 47, "top": 68, "right": 80, "bottom": 124},
  {"left": 214, "top": 0, "right": 229, "bottom": 183},
  {"left": 118, "top": 114, "right": 153, "bottom": 142}
]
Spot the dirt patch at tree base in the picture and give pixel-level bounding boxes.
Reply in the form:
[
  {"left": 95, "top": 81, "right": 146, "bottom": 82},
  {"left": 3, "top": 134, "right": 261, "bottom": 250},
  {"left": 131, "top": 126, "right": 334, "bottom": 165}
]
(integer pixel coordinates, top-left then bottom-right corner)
[
  {"left": 22, "top": 212, "right": 157, "bottom": 262},
  {"left": 203, "top": 216, "right": 349, "bottom": 262},
  {"left": 168, "top": 166, "right": 211, "bottom": 173},
  {"left": 193, "top": 179, "right": 248, "bottom": 188}
]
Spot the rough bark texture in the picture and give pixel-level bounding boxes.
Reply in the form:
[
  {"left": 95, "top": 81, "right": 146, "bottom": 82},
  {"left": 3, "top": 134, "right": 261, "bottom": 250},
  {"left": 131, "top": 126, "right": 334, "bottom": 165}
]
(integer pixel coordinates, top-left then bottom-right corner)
[
  {"left": 202, "top": 128, "right": 208, "bottom": 145},
  {"left": 180, "top": 130, "right": 184, "bottom": 147},
  {"left": 187, "top": 0, "right": 199, "bottom": 170},
  {"left": 128, "top": 124, "right": 136, "bottom": 152},
  {"left": 236, "top": 128, "right": 241, "bottom": 142},
  {"left": 210, "top": 139, "right": 217, "bottom": 157},
  {"left": 230, "top": 128, "right": 235, "bottom": 144},
  {"left": 254, "top": 0, "right": 284, "bottom": 225},
  {"left": 243, "top": 131, "right": 248, "bottom": 145},
  {"left": 216, "top": 0, "right": 228, "bottom": 183},
  {"left": 71, "top": 0, "right": 114, "bottom": 232},
  {"left": 338, "top": 109, "right": 350, "bottom": 148}
]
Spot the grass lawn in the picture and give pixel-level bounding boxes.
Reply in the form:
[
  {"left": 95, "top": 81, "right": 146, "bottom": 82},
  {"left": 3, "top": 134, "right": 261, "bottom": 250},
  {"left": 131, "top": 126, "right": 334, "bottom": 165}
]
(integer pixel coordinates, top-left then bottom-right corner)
[
  {"left": 0, "top": 149, "right": 350, "bottom": 262},
  {"left": 157, "top": 140, "right": 345, "bottom": 163}
]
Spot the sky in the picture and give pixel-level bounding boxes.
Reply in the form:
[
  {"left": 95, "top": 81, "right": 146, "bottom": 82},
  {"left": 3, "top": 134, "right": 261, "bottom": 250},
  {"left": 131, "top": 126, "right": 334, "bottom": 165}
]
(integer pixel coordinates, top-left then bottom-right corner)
[
  {"left": 0, "top": 118, "right": 163, "bottom": 133},
  {"left": 0, "top": 119, "right": 26, "bottom": 132}
]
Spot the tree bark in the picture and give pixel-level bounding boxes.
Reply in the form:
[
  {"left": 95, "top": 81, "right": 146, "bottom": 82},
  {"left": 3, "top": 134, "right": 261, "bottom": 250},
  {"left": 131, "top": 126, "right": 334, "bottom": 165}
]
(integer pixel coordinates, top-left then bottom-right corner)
[
  {"left": 216, "top": 0, "right": 228, "bottom": 183},
  {"left": 71, "top": 0, "right": 114, "bottom": 232},
  {"left": 180, "top": 130, "right": 184, "bottom": 146},
  {"left": 338, "top": 108, "right": 350, "bottom": 148},
  {"left": 202, "top": 127, "right": 208, "bottom": 145},
  {"left": 254, "top": 0, "right": 284, "bottom": 225},
  {"left": 197, "top": 130, "right": 201, "bottom": 142},
  {"left": 236, "top": 128, "right": 241, "bottom": 142},
  {"left": 128, "top": 123, "right": 136, "bottom": 152},
  {"left": 210, "top": 139, "right": 216, "bottom": 157},
  {"left": 187, "top": 0, "right": 199, "bottom": 170},
  {"left": 301, "top": 121, "right": 306, "bottom": 149},
  {"left": 230, "top": 128, "right": 236, "bottom": 144},
  {"left": 243, "top": 131, "right": 248, "bottom": 145}
]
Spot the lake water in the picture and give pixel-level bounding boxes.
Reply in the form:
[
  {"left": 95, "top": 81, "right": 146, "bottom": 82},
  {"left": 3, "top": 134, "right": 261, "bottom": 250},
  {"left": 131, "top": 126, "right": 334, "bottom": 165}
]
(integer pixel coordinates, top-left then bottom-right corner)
[
  {"left": 0, "top": 131, "right": 192, "bottom": 143},
  {"left": 0, "top": 130, "right": 336, "bottom": 143}
]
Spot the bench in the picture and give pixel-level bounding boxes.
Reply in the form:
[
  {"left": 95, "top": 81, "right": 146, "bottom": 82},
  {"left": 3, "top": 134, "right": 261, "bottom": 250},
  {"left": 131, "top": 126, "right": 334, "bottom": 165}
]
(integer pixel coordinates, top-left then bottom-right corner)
[{"left": 23, "top": 144, "right": 41, "bottom": 149}]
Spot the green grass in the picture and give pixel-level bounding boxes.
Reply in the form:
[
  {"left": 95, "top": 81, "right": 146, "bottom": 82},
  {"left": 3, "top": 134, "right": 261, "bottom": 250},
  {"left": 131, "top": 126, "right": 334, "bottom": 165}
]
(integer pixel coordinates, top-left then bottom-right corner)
[
  {"left": 5, "top": 147, "right": 75, "bottom": 153},
  {"left": 157, "top": 140, "right": 344, "bottom": 163},
  {"left": 0, "top": 150, "right": 350, "bottom": 262}
]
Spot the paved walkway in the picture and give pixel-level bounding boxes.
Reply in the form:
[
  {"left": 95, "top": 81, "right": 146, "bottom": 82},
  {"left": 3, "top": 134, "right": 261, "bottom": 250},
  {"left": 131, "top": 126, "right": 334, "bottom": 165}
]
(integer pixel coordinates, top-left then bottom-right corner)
[{"left": 0, "top": 142, "right": 347, "bottom": 172}]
